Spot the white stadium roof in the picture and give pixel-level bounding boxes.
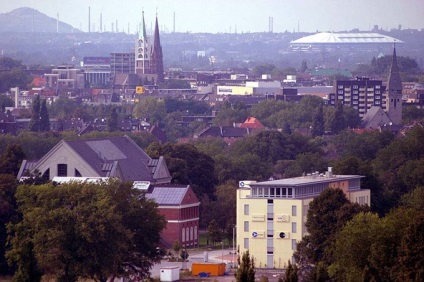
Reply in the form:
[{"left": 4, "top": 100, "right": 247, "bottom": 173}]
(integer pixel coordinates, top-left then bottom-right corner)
[{"left": 290, "top": 32, "right": 403, "bottom": 44}]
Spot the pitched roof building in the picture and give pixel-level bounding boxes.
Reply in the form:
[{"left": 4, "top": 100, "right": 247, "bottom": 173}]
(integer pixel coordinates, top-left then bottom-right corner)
[
  {"left": 146, "top": 184, "right": 200, "bottom": 248},
  {"left": 17, "top": 135, "right": 171, "bottom": 184}
]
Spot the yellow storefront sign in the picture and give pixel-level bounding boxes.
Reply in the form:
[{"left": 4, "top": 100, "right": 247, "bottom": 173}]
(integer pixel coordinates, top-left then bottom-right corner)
[{"left": 136, "top": 86, "right": 145, "bottom": 94}]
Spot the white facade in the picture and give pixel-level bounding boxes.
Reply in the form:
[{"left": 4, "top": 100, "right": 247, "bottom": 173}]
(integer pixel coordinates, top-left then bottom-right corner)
[{"left": 236, "top": 170, "right": 370, "bottom": 268}]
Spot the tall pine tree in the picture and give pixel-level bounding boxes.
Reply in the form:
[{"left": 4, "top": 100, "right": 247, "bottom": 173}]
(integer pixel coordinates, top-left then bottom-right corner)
[
  {"left": 28, "top": 95, "right": 41, "bottom": 132},
  {"left": 311, "top": 104, "right": 325, "bottom": 137},
  {"left": 39, "top": 99, "right": 50, "bottom": 132}
]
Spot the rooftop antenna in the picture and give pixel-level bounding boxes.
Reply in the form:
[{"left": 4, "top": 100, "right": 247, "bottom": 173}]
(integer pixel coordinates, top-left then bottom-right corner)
[{"left": 88, "top": 6, "right": 91, "bottom": 32}]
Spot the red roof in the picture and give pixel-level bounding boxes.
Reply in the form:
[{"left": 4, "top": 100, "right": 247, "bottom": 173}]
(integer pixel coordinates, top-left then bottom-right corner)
[
  {"left": 239, "top": 117, "right": 265, "bottom": 129},
  {"left": 31, "top": 76, "right": 46, "bottom": 87}
]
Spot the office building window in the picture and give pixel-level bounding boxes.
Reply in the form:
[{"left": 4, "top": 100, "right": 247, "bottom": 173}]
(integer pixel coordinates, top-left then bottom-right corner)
[
  {"left": 194, "top": 226, "right": 198, "bottom": 239},
  {"left": 244, "top": 221, "right": 249, "bottom": 232},
  {"left": 57, "top": 164, "right": 67, "bottom": 177},
  {"left": 244, "top": 238, "right": 249, "bottom": 249},
  {"left": 190, "top": 227, "right": 193, "bottom": 240},
  {"left": 292, "top": 205, "right": 297, "bottom": 217},
  {"left": 292, "top": 239, "right": 297, "bottom": 250},
  {"left": 244, "top": 204, "right": 249, "bottom": 215},
  {"left": 182, "top": 228, "right": 185, "bottom": 242},
  {"left": 292, "top": 222, "right": 297, "bottom": 233}
]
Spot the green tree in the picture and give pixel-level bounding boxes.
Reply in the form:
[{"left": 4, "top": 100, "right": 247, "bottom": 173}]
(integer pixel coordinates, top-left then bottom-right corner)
[
  {"left": 172, "top": 240, "right": 182, "bottom": 257},
  {"left": 283, "top": 260, "right": 298, "bottom": 282},
  {"left": 207, "top": 219, "right": 222, "bottom": 245},
  {"left": 0, "top": 144, "right": 26, "bottom": 176},
  {"left": 146, "top": 142, "right": 217, "bottom": 198},
  {"left": 7, "top": 180, "right": 166, "bottom": 281},
  {"left": 0, "top": 174, "right": 18, "bottom": 275},
  {"left": 331, "top": 102, "right": 345, "bottom": 133},
  {"left": 294, "top": 188, "right": 369, "bottom": 278},
  {"left": 311, "top": 104, "right": 324, "bottom": 137},
  {"left": 235, "top": 250, "right": 255, "bottom": 282},
  {"left": 393, "top": 212, "right": 424, "bottom": 281},
  {"left": 28, "top": 95, "right": 41, "bottom": 132},
  {"left": 107, "top": 108, "right": 119, "bottom": 132},
  {"left": 0, "top": 94, "right": 14, "bottom": 112},
  {"left": 39, "top": 99, "right": 50, "bottom": 132},
  {"left": 133, "top": 97, "right": 166, "bottom": 124}
]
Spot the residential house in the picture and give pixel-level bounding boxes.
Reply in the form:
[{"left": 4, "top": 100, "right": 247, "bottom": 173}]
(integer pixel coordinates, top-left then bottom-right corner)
[{"left": 17, "top": 135, "right": 172, "bottom": 184}]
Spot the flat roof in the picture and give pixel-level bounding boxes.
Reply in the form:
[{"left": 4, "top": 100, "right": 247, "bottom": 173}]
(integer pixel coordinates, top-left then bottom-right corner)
[{"left": 250, "top": 175, "right": 362, "bottom": 187}]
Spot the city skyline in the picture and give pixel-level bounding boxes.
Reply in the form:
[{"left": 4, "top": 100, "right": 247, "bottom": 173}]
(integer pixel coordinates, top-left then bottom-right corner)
[{"left": 1, "top": 0, "right": 423, "bottom": 34}]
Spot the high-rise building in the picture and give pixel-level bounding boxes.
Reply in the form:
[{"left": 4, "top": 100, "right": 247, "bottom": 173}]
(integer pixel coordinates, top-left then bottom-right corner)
[
  {"left": 236, "top": 168, "right": 370, "bottom": 268},
  {"left": 331, "top": 77, "right": 384, "bottom": 118},
  {"left": 333, "top": 46, "right": 403, "bottom": 126}
]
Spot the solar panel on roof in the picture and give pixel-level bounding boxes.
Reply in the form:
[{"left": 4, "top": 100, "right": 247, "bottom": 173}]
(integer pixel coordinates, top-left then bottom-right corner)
[{"left": 86, "top": 140, "right": 126, "bottom": 161}]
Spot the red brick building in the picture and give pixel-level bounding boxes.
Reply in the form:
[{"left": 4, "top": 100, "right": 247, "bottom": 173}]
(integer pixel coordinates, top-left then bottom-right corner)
[{"left": 147, "top": 185, "right": 200, "bottom": 248}]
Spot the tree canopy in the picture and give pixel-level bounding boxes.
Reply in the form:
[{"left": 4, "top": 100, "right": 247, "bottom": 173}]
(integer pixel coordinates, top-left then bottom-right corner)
[{"left": 7, "top": 180, "right": 166, "bottom": 281}]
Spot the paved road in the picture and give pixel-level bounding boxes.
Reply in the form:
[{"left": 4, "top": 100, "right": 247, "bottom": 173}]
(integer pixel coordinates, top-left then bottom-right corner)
[{"left": 150, "top": 248, "right": 285, "bottom": 281}]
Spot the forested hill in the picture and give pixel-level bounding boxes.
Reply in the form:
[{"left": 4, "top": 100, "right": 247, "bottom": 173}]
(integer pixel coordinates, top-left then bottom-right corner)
[{"left": 0, "top": 7, "right": 79, "bottom": 33}]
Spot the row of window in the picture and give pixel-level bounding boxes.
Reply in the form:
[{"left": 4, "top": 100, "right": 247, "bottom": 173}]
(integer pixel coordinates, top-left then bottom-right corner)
[
  {"left": 243, "top": 238, "right": 297, "bottom": 251},
  {"left": 243, "top": 221, "right": 297, "bottom": 234},
  {"left": 181, "top": 226, "right": 197, "bottom": 243}
]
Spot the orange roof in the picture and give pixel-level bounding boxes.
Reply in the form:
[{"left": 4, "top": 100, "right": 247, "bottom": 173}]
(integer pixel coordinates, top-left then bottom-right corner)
[
  {"left": 31, "top": 76, "right": 46, "bottom": 87},
  {"left": 239, "top": 116, "right": 265, "bottom": 129}
]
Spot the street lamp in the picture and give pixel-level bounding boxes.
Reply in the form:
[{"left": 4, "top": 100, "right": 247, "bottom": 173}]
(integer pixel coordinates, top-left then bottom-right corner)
[
  {"left": 232, "top": 225, "right": 236, "bottom": 268},
  {"left": 221, "top": 241, "right": 224, "bottom": 263}
]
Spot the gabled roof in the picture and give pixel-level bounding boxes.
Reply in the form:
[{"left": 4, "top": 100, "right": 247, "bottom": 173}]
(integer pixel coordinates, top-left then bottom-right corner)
[
  {"left": 361, "top": 106, "right": 392, "bottom": 128},
  {"left": 65, "top": 136, "right": 153, "bottom": 181},
  {"left": 19, "top": 135, "right": 171, "bottom": 183},
  {"left": 146, "top": 184, "right": 199, "bottom": 206},
  {"left": 240, "top": 117, "right": 265, "bottom": 129}
]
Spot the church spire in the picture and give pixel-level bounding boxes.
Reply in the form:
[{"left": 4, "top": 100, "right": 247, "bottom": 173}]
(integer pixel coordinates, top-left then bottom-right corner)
[
  {"left": 387, "top": 45, "right": 402, "bottom": 91},
  {"left": 385, "top": 44, "right": 403, "bottom": 125},
  {"left": 150, "top": 15, "right": 164, "bottom": 83}
]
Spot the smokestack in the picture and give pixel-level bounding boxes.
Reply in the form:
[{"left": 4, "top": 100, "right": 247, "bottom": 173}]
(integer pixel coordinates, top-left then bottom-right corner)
[
  {"left": 88, "top": 7, "right": 91, "bottom": 32},
  {"left": 116, "top": 20, "right": 118, "bottom": 33},
  {"left": 100, "top": 13, "right": 102, "bottom": 32},
  {"left": 57, "top": 13, "right": 59, "bottom": 33},
  {"left": 173, "top": 12, "right": 175, "bottom": 33}
]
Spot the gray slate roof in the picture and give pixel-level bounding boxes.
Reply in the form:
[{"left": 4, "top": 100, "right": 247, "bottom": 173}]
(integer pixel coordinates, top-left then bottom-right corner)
[
  {"left": 146, "top": 185, "right": 189, "bottom": 205},
  {"left": 65, "top": 136, "right": 155, "bottom": 182}
]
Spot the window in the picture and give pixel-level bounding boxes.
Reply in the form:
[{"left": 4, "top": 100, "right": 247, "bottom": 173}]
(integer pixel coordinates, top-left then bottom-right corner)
[
  {"left": 42, "top": 168, "right": 50, "bottom": 180},
  {"left": 244, "top": 221, "right": 249, "bottom": 232},
  {"left": 292, "top": 239, "right": 297, "bottom": 250},
  {"left": 244, "top": 238, "right": 249, "bottom": 249},
  {"left": 194, "top": 226, "right": 198, "bottom": 239},
  {"left": 75, "top": 169, "right": 82, "bottom": 177},
  {"left": 292, "top": 205, "right": 297, "bottom": 217},
  {"left": 182, "top": 228, "right": 185, "bottom": 242},
  {"left": 190, "top": 227, "right": 193, "bottom": 240},
  {"left": 292, "top": 222, "right": 297, "bottom": 233},
  {"left": 186, "top": 228, "right": 189, "bottom": 242},
  {"left": 57, "top": 164, "right": 67, "bottom": 177},
  {"left": 244, "top": 204, "right": 249, "bottom": 215}
]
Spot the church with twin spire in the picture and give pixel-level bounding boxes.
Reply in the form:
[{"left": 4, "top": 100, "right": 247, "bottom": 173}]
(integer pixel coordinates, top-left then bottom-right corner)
[{"left": 135, "top": 12, "right": 164, "bottom": 84}]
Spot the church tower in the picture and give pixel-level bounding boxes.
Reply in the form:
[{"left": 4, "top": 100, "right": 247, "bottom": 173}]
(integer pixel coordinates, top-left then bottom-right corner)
[
  {"left": 135, "top": 11, "right": 150, "bottom": 76},
  {"left": 149, "top": 15, "right": 164, "bottom": 83},
  {"left": 385, "top": 46, "right": 403, "bottom": 125}
]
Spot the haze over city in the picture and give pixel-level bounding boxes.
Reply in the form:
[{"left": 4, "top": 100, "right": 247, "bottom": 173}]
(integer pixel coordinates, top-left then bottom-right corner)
[{"left": 1, "top": 0, "right": 423, "bottom": 34}]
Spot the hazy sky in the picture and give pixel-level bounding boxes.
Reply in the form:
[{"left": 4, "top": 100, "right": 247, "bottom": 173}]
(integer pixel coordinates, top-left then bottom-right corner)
[{"left": 1, "top": 0, "right": 423, "bottom": 34}]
